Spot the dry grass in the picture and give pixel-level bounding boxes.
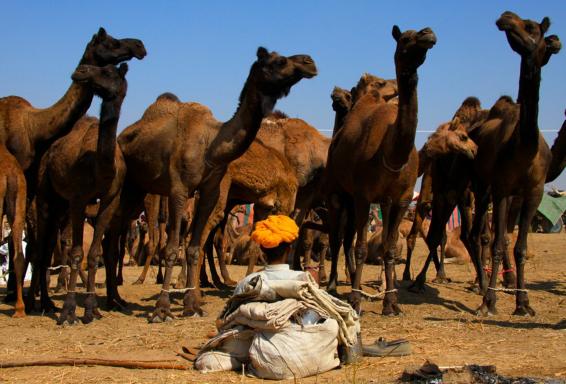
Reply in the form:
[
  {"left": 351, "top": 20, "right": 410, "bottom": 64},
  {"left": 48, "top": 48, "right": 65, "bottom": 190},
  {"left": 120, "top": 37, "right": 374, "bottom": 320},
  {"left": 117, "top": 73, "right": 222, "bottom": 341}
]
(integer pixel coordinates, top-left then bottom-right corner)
[{"left": 1, "top": 233, "right": 565, "bottom": 383}]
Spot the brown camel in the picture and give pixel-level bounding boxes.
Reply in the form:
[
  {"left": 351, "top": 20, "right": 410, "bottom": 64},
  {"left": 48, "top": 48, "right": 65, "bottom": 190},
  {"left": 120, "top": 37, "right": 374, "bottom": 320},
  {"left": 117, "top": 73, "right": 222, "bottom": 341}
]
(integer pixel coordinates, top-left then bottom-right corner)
[
  {"left": 0, "top": 146, "right": 26, "bottom": 317},
  {"left": 115, "top": 47, "right": 316, "bottom": 322},
  {"left": 0, "top": 28, "right": 145, "bottom": 313},
  {"left": 325, "top": 25, "right": 436, "bottom": 315},
  {"left": 409, "top": 99, "right": 487, "bottom": 292},
  {"left": 468, "top": 12, "right": 561, "bottom": 316},
  {"left": 403, "top": 102, "right": 482, "bottom": 284},
  {"left": 546, "top": 109, "right": 566, "bottom": 183},
  {"left": 36, "top": 63, "right": 130, "bottom": 324},
  {"left": 331, "top": 87, "right": 353, "bottom": 137}
]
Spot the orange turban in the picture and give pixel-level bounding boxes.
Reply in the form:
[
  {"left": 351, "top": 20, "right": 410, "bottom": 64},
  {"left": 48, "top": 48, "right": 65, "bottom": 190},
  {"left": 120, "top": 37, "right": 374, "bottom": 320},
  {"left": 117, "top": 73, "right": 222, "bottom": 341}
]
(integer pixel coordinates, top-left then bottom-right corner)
[{"left": 251, "top": 215, "right": 299, "bottom": 249}]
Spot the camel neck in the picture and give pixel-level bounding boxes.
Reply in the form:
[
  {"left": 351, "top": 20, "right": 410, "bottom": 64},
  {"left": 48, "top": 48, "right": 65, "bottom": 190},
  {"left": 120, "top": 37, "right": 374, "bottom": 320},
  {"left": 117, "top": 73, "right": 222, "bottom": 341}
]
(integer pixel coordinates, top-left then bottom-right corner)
[
  {"left": 95, "top": 97, "right": 123, "bottom": 178},
  {"left": 30, "top": 82, "right": 94, "bottom": 145},
  {"left": 385, "top": 70, "right": 418, "bottom": 167},
  {"left": 332, "top": 109, "right": 348, "bottom": 137},
  {"left": 516, "top": 57, "right": 541, "bottom": 150},
  {"left": 206, "top": 79, "right": 271, "bottom": 167}
]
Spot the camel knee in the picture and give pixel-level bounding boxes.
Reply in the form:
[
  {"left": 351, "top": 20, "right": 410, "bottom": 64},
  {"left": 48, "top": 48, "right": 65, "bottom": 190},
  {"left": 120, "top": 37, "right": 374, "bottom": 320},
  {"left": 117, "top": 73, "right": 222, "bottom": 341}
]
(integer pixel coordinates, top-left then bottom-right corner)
[
  {"left": 186, "top": 246, "right": 199, "bottom": 266},
  {"left": 70, "top": 248, "right": 83, "bottom": 268},
  {"left": 354, "top": 247, "right": 366, "bottom": 265},
  {"left": 514, "top": 248, "right": 527, "bottom": 265}
]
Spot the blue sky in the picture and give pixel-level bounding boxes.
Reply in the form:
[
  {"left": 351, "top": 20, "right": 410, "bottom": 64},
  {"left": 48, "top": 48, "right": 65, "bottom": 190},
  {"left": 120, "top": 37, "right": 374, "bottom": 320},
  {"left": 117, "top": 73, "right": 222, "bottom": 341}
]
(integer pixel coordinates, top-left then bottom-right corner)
[{"left": 1, "top": 1, "right": 565, "bottom": 188}]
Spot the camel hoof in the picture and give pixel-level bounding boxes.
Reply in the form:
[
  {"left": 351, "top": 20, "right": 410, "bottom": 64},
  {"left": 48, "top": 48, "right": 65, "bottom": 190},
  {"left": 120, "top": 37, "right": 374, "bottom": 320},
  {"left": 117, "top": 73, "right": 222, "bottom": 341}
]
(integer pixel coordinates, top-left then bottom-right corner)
[
  {"left": 41, "top": 298, "right": 58, "bottom": 313},
  {"left": 432, "top": 276, "right": 451, "bottom": 284},
  {"left": 182, "top": 308, "right": 207, "bottom": 318},
  {"left": 475, "top": 303, "right": 496, "bottom": 317},
  {"left": 408, "top": 281, "right": 426, "bottom": 294},
  {"left": 12, "top": 310, "right": 26, "bottom": 318},
  {"left": 382, "top": 304, "right": 402, "bottom": 317},
  {"left": 513, "top": 305, "right": 535, "bottom": 317},
  {"left": 148, "top": 309, "right": 175, "bottom": 323},
  {"left": 156, "top": 275, "right": 164, "bottom": 285},
  {"left": 57, "top": 309, "right": 78, "bottom": 325}
]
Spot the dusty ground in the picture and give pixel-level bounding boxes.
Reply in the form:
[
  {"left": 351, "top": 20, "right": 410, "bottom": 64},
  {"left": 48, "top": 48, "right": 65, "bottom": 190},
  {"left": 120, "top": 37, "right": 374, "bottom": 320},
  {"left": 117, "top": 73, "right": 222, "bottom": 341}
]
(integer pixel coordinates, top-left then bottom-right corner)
[{"left": 1, "top": 233, "right": 565, "bottom": 383}]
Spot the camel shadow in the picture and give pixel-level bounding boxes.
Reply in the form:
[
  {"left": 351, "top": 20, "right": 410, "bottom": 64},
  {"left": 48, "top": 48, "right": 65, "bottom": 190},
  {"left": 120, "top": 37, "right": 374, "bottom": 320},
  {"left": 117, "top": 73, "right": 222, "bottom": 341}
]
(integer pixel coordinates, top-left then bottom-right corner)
[
  {"left": 525, "top": 280, "right": 565, "bottom": 297},
  {"left": 424, "top": 316, "right": 566, "bottom": 330},
  {"left": 397, "top": 280, "right": 477, "bottom": 315}
]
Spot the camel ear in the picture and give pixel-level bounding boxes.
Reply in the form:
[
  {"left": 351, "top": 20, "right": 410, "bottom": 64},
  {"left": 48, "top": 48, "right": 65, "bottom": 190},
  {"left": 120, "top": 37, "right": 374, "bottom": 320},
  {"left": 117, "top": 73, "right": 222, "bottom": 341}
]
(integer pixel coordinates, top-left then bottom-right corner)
[
  {"left": 392, "top": 25, "right": 402, "bottom": 41},
  {"left": 449, "top": 117, "right": 461, "bottom": 131},
  {"left": 257, "top": 47, "right": 269, "bottom": 61},
  {"left": 118, "top": 63, "right": 129, "bottom": 77},
  {"left": 97, "top": 27, "right": 108, "bottom": 41},
  {"left": 540, "top": 17, "right": 550, "bottom": 34}
]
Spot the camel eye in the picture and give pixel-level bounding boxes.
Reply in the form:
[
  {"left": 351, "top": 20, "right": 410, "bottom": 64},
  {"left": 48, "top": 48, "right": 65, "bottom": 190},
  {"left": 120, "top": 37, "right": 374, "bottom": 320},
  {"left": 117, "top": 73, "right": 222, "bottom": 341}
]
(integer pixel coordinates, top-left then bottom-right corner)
[
  {"left": 274, "top": 57, "right": 287, "bottom": 67},
  {"left": 459, "top": 134, "right": 468, "bottom": 141}
]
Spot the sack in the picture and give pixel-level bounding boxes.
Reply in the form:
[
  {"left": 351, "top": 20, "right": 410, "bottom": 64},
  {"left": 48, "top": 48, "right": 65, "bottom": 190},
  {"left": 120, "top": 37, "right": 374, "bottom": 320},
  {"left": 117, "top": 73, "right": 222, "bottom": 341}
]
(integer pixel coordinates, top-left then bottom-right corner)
[{"left": 248, "top": 318, "right": 340, "bottom": 379}]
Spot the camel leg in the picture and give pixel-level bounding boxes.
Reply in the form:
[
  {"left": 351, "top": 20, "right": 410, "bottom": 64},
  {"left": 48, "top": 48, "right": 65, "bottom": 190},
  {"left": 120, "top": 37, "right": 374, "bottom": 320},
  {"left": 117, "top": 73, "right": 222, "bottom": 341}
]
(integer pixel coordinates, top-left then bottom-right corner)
[
  {"left": 348, "top": 198, "right": 370, "bottom": 315},
  {"left": 183, "top": 180, "right": 226, "bottom": 318},
  {"left": 318, "top": 232, "right": 329, "bottom": 284},
  {"left": 34, "top": 189, "right": 62, "bottom": 314},
  {"left": 83, "top": 195, "right": 120, "bottom": 323},
  {"left": 57, "top": 201, "right": 86, "bottom": 325},
  {"left": 302, "top": 228, "right": 314, "bottom": 270},
  {"left": 116, "top": 232, "right": 127, "bottom": 286},
  {"left": 148, "top": 190, "right": 186, "bottom": 323},
  {"left": 409, "top": 195, "right": 456, "bottom": 293},
  {"left": 512, "top": 195, "right": 538, "bottom": 316},
  {"left": 466, "top": 186, "right": 490, "bottom": 295},
  {"left": 433, "top": 228, "right": 449, "bottom": 283},
  {"left": 326, "top": 193, "right": 346, "bottom": 294},
  {"left": 155, "top": 220, "right": 166, "bottom": 284},
  {"left": 7, "top": 175, "right": 26, "bottom": 317},
  {"left": 403, "top": 208, "right": 422, "bottom": 281},
  {"left": 342, "top": 203, "right": 356, "bottom": 284},
  {"left": 214, "top": 218, "right": 237, "bottom": 286},
  {"left": 204, "top": 230, "right": 223, "bottom": 288},
  {"left": 134, "top": 195, "right": 160, "bottom": 285},
  {"left": 501, "top": 197, "right": 520, "bottom": 289},
  {"left": 477, "top": 196, "right": 510, "bottom": 316}
]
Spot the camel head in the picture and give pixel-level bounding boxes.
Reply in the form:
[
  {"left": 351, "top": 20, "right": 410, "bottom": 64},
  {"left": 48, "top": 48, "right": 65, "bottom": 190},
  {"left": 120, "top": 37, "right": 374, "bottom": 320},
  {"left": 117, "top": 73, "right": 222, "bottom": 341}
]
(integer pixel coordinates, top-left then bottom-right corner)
[
  {"left": 350, "top": 74, "right": 398, "bottom": 105},
  {"left": 496, "top": 12, "right": 561, "bottom": 66},
  {"left": 331, "top": 87, "right": 352, "bottom": 114},
  {"left": 392, "top": 25, "right": 437, "bottom": 72},
  {"left": 72, "top": 63, "right": 128, "bottom": 101},
  {"left": 244, "top": 47, "right": 317, "bottom": 104},
  {"left": 422, "top": 120, "right": 478, "bottom": 161},
  {"left": 81, "top": 27, "right": 147, "bottom": 67}
]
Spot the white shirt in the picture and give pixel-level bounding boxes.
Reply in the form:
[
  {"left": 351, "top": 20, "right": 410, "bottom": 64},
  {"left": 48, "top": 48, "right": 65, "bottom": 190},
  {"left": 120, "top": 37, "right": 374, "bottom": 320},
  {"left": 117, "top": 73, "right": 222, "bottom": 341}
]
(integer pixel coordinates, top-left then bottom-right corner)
[{"left": 234, "top": 264, "right": 310, "bottom": 295}]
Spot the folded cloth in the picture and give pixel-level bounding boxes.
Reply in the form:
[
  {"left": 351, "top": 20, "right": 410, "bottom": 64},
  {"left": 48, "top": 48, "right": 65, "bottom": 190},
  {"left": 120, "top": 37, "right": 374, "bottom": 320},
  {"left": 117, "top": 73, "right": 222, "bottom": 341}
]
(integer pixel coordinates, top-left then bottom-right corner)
[
  {"left": 219, "top": 275, "right": 359, "bottom": 347},
  {"left": 219, "top": 299, "right": 305, "bottom": 331}
]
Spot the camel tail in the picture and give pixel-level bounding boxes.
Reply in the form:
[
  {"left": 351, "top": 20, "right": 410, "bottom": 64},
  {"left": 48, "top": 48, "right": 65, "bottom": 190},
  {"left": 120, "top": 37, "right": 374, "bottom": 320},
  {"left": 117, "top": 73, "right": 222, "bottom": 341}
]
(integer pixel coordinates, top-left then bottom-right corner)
[{"left": 546, "top": 115, "right": 566, "bottom": 183}]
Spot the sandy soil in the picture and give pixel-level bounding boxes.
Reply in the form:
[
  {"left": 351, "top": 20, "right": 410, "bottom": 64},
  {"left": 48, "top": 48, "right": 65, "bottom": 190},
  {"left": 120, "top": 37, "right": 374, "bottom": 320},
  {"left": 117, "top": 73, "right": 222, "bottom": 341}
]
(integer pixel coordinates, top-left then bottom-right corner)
[{"left": 1, "top": 233, "right": 565, "bottom": 383}]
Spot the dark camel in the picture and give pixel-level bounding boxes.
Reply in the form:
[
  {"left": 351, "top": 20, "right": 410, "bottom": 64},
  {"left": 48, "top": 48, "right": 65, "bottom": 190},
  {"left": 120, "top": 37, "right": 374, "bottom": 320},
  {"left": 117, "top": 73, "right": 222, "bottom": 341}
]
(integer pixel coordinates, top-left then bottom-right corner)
[
  {"left": 177, "top": 137, "right": 298, "bottom": 289},
  {"left": 325, "top": 25, "right": 436, "bottom": 315},
  {"left": 404, "top": 99, "right": 482, "bottom": 284},
  {"left": 0, "top": 28, "right": 145, "bottom": 313},
  {"left": 469, "top": 12, "right": 561, "bottom": 316},
  {"left": 546, "top": 109, "right": 566, "bottom": 183},
  {"left": 115, "top": 47, "right": 317, "bottom": 322},
  {"left": 36, "top": 63, "right": 130, "bottom": 324},
  {"left": 0, "top": 146, "right": 26, "bottom": 317}
]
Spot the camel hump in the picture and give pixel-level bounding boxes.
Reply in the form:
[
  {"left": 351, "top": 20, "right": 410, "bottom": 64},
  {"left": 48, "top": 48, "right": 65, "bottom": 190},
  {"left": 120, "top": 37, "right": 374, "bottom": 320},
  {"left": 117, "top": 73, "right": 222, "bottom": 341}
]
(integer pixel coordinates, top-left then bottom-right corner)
[
  {"left": 267, "top": 110, "right": 289, "bottom": 120},
  {"left": 0, "top": 96, "right": 32, "bottom": 108},
  {"left": 461, "top": 96, "right": 481, "bottom": 108},
  {"left": 489, "top": 95, "right": 518, "bottom": 121},
  {"left": 156, "top": 92, "right": 180, "bottom": 102},
  {"left": 180, "top": 102, "right": 213, "bottom": 116}
]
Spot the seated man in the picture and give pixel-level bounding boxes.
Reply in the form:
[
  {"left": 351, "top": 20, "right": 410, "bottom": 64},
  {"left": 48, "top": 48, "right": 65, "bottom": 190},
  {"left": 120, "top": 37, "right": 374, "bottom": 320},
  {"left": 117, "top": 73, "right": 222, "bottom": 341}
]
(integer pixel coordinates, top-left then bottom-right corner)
[{"left": 195, "top": 215, "right": 361, "bottom": 380}]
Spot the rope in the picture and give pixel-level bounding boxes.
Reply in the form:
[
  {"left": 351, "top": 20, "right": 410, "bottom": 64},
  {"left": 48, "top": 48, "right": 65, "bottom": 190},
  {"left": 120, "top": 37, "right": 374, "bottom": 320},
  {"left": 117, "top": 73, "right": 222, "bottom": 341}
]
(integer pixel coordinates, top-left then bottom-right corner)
[
  {"left": 161, "top": 287, "right": 196, "bottom": 293},
  {"left": 48, "top": 265, "right": 70, "bottom": 271},
  {"left": 382, "top": 156, "right": 408, "bottom": 173},
  {"left": 483, "top": 267, "right": 515, "bottom": 276},
  {"left": 351, "top": 288, "right": 398, "bottom": 301},
  {"left": 487, "top": 287, "right": 528, "bottom": 293}
]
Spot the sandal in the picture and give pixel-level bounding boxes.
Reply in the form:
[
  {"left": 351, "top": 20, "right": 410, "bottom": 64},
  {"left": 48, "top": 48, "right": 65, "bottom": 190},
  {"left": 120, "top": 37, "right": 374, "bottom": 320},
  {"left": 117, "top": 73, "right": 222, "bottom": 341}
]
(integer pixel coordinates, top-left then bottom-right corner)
[{"left": 362, "top": 337, "right": 411, "bottom": 357}]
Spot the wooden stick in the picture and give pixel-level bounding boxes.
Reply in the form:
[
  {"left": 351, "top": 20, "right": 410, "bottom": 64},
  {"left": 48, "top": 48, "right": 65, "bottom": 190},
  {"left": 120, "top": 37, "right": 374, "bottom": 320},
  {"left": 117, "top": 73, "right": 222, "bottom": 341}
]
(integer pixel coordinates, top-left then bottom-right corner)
[{"left": 0, "top": 358, "right": 190, "bottom": 370}]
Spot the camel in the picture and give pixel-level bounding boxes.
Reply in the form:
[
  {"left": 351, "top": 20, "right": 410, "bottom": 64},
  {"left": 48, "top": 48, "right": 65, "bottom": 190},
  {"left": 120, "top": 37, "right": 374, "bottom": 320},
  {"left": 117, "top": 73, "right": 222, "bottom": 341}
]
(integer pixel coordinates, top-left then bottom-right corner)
[
  {"left": 331, "top": 87, "right": 353, "bottom": 137},
  {"left": 0, "top": 28, "right": 145, "bottom": 312},
  {"left": 468, "top": 12, "right": 561, "bottom": 316},
  {"left": 324, "top": 25, "right": 436, "bottom": 315},
  {"left": 403, "top": 100, "right": 482, "bottom": 284},
  {"left": 36, "top": 63, "right": 130, "bottom": 324},
  {"left": 176, "top": 135, "right": 299, "bottom": 289},
  {"left": 114, "top": 47, "right": 317, "bottom": 322},
  {"left": 0, "top": 146, "right": 26, "bottom": 317},
  {"left": 546, "top": 109, "right": 566, "bottom": 183}
]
